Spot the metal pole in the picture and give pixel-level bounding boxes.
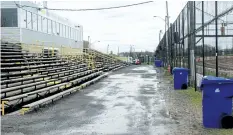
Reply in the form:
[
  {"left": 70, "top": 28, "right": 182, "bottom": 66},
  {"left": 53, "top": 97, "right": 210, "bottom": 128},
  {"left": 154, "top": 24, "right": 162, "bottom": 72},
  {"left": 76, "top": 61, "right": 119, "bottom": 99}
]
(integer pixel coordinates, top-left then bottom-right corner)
[
  {"left": 189, "top": 1, "right": 196, "bottom": 85},
  {"left": 166, "top": 1, "right": 170, "bottom": 67},
  {"left": 166, "top": 1, "right": 170, "bottom": 28},
  {"left": 159, "top": 30, "right": 162, "bottom": 42},
  {"left": 170, "top": 23, "right": 173, "bottom": 72},
  {"left": 194, "top": 1, "right": 197, "bottom": 91},
  {"left": 165, "top": 17, "right": 167, "bottom": 67},
  {"left": 215, "top": 1, "right": 219, "bottom": 77},
  {"left": 88, "top": 36, "right": 90, "bottom": 48},
  {"left": 202, "top": 1, "right": 205, "bottom": 76},
  {"left": 107, "top": 44, "right": 109, "bottom": 54},
  {"left": 175, "top": 20, "right": 178, "bottom": 67},
  {"left": 178, "top": 15, "right": 181, "bottom": 67},
  {"left": 182, "top": 9, "right": 185, "bottom": 68}
]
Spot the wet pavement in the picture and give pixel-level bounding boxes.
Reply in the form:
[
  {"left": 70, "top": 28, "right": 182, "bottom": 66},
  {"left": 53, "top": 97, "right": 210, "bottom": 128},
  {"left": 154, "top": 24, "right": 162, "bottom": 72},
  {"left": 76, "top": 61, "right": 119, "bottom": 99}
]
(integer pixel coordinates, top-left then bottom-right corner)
[{"left": 2, "top": 65, "right": 232, "bottom": 135}]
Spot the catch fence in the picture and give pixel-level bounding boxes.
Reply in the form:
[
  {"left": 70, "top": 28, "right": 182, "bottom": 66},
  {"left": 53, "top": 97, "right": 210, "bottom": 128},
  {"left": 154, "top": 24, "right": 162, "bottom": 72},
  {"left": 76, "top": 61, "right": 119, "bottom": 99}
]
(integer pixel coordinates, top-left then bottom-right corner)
[{"left": 155, "top": 1, "right": 233, "bottom": 90}]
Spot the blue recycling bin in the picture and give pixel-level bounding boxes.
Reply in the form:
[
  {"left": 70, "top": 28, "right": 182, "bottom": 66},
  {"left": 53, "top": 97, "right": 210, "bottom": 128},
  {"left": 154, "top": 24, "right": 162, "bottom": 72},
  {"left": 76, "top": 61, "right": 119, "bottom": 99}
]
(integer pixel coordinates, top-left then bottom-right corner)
[
  {"left": 172, "top": 67, "right": 189, "bottom": 90},
  {"left": 155, "top": 60, "right": 163, "bottom": 67},
  {"left": 200, "top": 76, "right": 233, "bottom": 128}
]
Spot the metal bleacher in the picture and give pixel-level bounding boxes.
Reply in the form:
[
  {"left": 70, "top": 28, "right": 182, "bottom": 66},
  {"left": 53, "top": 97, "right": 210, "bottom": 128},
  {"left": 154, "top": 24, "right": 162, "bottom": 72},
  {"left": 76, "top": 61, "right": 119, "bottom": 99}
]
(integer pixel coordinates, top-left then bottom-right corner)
[{"left": 1, "top": 42, "right": 128, "bottom": 115}]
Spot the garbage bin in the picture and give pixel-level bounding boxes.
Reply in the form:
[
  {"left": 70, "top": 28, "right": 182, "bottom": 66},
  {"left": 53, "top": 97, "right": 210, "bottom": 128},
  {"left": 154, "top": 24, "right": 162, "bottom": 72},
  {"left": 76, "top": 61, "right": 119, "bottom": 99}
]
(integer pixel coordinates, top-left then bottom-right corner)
[
  {"left": 155, "top": 60, "right": 163, "bottom": 67},
  {"left": 172, "top": 67, "right": 189, "bottom": 90},
  {"left": 200, "top": 76, "right": 233, "bottom": 128}
]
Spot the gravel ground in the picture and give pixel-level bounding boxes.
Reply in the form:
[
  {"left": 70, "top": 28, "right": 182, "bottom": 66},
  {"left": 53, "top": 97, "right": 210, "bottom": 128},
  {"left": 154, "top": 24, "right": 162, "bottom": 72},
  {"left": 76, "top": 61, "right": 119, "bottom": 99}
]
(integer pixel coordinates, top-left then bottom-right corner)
[{"left": 1, "top": 65, "right": 233, "bottom": 135}]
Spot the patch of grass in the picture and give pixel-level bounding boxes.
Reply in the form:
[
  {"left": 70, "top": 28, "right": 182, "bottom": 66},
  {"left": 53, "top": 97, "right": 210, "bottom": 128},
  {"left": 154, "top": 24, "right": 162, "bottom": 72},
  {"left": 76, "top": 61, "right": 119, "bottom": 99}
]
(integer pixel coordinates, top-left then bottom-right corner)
[
  {"left": 178, "top": 87, "right": 202, "bottom": 108},
  {"left": 206, "top": 129, "right": 233, "bottom": 135},
  {"left": 163, "top": 68, "right": 173, "bottom": 81}
]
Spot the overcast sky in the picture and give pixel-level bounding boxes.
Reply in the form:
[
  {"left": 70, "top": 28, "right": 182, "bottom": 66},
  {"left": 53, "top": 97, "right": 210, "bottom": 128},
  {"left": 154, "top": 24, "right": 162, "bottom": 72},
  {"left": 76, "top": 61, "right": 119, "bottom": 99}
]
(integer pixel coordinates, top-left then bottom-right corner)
[{"left": 48, "top": 0, "right": 187, "bottom": 54}]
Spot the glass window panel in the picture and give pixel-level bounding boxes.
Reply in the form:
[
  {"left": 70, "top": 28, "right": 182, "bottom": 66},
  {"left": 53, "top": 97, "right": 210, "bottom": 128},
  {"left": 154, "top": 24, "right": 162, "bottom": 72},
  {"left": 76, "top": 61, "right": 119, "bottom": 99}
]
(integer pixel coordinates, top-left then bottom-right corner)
[
  {"left": 68, "top": 27, "right": 69, "bottom": 38},
  {"left": 63, "top": 24, "right": 65, "bottom": 37},
  {"left": 60, "top": 24, "right": 63, "bottom": 37},
  {"left": 71, "top": 29, "right": 73, "bottom": 39},
  {"left": 48, "top": 19, "right": 51, "bottom": 34},
  {"left": 42, "top": 17, "right": 47, "bottom": 33},
  {"left": 27, "top": 11, "right": 32, "bottom": 29},
  {"left": 52, "top": 21, "right": 56, "bottom": 35},
  {"left": 20, "top": 9, "right": 26, "bottom": 28},
  {"left": 1, "top": 8, "right": 18, "bottom": 27},
  {"left": 38, "top": 15, "right": 42, "bottom": 32},
  {"left": 56, "top": 22, "right": 60, "bottom": 36},
  {"left": 32, "top": 13, "right": 37, "bottom": 31}
]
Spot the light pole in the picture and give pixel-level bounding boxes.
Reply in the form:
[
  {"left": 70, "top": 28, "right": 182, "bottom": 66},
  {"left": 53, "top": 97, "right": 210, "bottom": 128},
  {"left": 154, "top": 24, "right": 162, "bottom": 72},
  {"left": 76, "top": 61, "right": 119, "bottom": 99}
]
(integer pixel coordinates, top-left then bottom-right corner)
[
  {"left": 159, "top": 30, "right": 163, "bottom": 42},
  {"left": 88, "top": 36, "right": 90, "bottom": 48},
  {"left": 130, "top": 45, "right": 134, "bottom": 58},
  {"left": 153, "top": 15, "right": 169, "bottom": 67},
  {"left": 107, "top": 44, "right": 109, "bottom": 54}
]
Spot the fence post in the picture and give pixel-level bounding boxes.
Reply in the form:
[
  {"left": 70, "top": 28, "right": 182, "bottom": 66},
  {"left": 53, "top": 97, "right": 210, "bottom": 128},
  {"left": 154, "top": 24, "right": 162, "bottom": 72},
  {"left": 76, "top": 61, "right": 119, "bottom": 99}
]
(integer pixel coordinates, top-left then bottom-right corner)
[
  {"left": 202, "top": 1, "right": 205, "bottom": 76},
  {"left": 215, "top": 1, "right": 219, "bottom": 77},
  {"left": 189, "top": 1, "right": 196, "bottom": 86}
]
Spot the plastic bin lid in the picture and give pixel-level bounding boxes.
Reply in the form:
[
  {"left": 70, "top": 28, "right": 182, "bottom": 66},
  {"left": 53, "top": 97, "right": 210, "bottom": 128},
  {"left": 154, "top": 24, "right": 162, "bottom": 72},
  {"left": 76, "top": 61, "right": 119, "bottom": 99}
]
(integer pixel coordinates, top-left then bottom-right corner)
[
  {"left": 172, "top": 67, "right": 189, "bottom": 72},
  {"left": 201, "top": 76, "right": 233, "bottom": 85}
]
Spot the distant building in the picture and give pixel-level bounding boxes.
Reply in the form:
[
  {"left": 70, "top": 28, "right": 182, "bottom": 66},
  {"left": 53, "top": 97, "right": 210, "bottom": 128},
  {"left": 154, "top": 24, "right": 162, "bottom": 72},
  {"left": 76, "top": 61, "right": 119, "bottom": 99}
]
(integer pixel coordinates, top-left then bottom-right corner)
[{"left": 1, "top": 1, "right": 83, "bottom": 49}]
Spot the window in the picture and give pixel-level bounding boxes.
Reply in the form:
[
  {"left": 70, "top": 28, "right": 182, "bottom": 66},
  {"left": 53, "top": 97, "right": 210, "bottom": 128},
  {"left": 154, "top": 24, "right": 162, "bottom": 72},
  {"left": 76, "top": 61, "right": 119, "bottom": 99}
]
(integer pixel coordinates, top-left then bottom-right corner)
[
  {"left": 63, "top": 25, "right": 66, "bottom": 37},
  {"left": 38, "top": 15, "right": 42, "bottom": 32},
  {"left": 77, "top": 29, "right": 80, "bottom": 41},
  {"left": 1, "top": 8, "right": 18, "bottom": 27},
  {"left": 42, "top": 17, "right": 47, "bottom": 33},
  {"left": 69, "top": 27, "right": 71, "bottom": 39},
  {"left": 66, "top": 26, "right": 69, "bottom": 38},
  {"left": 21, "top": 9, "right": 26, "bottom": 28},
  {"left": 60, "top": 24, "right": 63, "bottom": 37},
  {"left": 67, "top": 26, "right": 69, "bottom": 38},
  {"left": 32, "top": 13, "right": 37, "bottom": 31},
  {"left": 71, "top": 28, "right": 73, "bottom": 39},
  {"left": 48, "top": 19, "right": 52, "bottom": 34},
  {"left": 27, "top": 11, "right": 32, "bottom": 29},
  {"left": 56, "top": 22, "right": 60, "bottom": 35},
  {"left": 74, "top": 30, "right": 77, "bottom": 40},
  {"left": 52, "top": 21, "right": 56, "bottom": 35},
  {"left": 64, "top": 25, "right": 67, "bottom": 38}
]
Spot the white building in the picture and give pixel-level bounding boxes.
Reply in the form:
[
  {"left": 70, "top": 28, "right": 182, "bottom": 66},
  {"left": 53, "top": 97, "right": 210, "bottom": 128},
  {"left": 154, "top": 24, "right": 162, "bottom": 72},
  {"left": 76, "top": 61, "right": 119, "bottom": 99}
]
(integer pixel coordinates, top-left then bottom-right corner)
[{"left": 1, "top": 1, "right": 83, "bottom": 49}]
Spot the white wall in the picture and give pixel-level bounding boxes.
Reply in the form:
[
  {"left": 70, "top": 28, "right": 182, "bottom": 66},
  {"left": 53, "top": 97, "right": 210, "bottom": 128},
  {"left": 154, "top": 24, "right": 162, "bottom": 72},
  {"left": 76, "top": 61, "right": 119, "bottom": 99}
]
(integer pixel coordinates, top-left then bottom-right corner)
[
  {"left": 21, "top": 28, "right": 83, "bottom": 48},
  {"left": 0, "top": 1, "right": 17, "bottom": 8},
  {"left": 1, "top": 28, "right": 20, "bottom": 43}
]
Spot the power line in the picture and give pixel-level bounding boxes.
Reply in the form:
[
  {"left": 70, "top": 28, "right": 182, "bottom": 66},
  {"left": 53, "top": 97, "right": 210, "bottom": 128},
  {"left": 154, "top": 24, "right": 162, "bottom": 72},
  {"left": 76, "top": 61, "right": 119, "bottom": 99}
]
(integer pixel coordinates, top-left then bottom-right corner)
[{"left": 14, "top": 1, "right": 153, "bottom": 11}]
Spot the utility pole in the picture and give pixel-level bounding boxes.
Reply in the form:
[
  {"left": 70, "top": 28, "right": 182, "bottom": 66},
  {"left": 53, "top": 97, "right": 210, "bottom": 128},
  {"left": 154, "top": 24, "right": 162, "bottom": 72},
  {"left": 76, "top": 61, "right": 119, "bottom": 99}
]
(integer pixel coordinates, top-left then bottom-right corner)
[
  {"left": 118, "top": 46, "right": 119, "bottom": 56},
  {"left": 159, "top": 30, "right": 162, "bottom": 42},
  {"left": 166, "top": 1, "right": 170, "bottom": 28},
  {"left": 166, "top": 1, "right": 170, "bottom": 67}
]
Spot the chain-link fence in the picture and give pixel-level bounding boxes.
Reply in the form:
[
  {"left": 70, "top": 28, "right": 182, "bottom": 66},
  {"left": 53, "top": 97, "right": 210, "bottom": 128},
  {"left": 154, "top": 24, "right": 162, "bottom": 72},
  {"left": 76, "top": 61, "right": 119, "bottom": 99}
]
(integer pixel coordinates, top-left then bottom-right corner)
[{"left": 155, "top": 1, "right": 233, "bottom": 90}]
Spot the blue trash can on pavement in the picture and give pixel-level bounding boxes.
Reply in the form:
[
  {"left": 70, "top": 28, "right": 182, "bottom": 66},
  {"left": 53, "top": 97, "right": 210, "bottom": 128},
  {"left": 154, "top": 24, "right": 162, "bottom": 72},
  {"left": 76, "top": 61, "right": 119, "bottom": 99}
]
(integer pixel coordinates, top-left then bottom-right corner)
[
  {"left": 155, "top": 60, "right": 163, "bottom": 67},
  {"left": 172, "top": 67, "right": 189, "bottom": 90},
  {"left": 200, "top": 76, "right": 233, "bottom": 128}
]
